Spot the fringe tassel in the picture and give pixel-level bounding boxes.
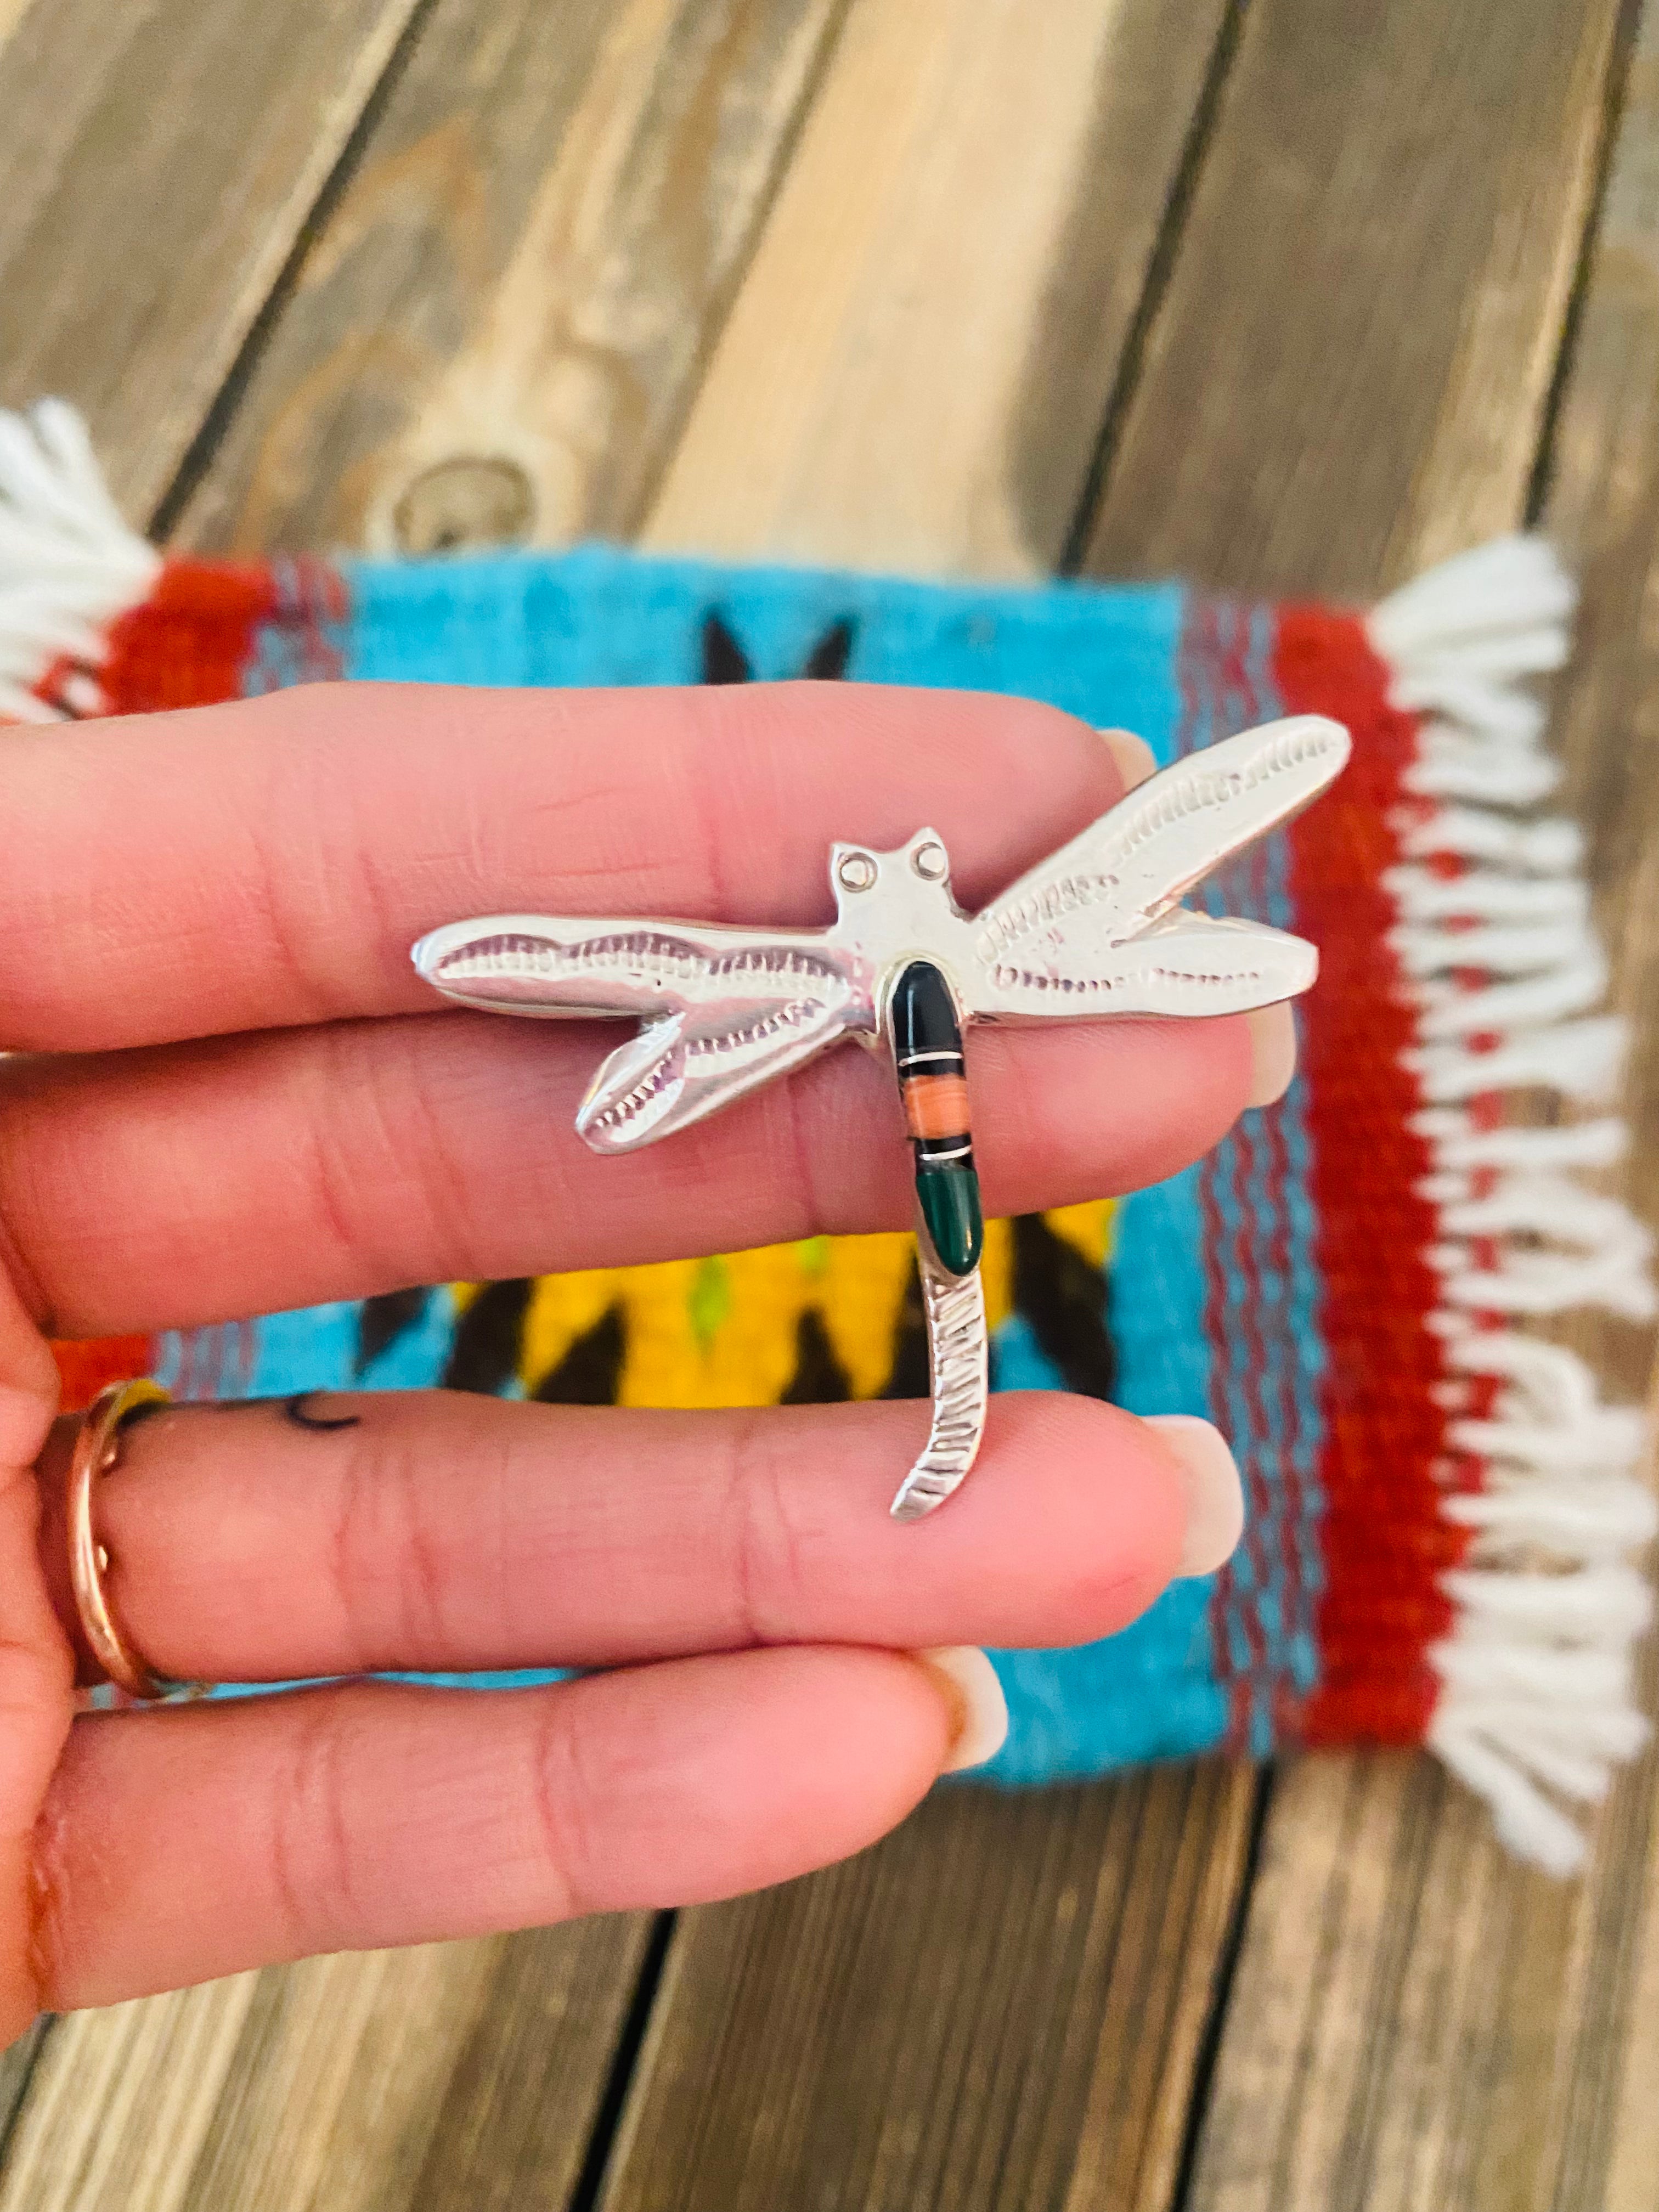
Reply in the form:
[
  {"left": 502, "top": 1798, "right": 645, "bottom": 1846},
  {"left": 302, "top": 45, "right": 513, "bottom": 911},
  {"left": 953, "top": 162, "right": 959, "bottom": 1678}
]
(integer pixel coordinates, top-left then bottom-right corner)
[
  {"left": 0, "top": 399, "right": 160, "bottom": 723},
  {"left": 1369, "top": 537, "right": 1656, "bottom": 1875}
]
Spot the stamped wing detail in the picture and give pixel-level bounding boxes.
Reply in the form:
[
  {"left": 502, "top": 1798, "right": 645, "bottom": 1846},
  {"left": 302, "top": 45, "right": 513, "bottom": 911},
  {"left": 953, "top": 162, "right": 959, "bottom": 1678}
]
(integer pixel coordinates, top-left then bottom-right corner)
[
  {"left": 964, "top": 715, "right": 1351, "bottom": 1019},
  {"left": 412, "top": 913, "right": 871, "bottom": 1152}
]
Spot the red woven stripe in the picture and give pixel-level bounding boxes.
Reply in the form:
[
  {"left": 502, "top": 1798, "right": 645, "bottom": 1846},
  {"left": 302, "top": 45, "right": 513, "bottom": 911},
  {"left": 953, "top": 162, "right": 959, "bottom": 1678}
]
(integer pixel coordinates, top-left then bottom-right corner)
[
  {"left": 1183, "top": 599, "right": 1319, "bottom": 1750},
  {"left": 52, "top": 1336, "right": 154, "bottom": 1413},
  {"left": 1274, "top": 607, "right": 1466, "bottom": 1746},
  {"left": 99, "top": 557, "right": 278, "bottom": 715}
]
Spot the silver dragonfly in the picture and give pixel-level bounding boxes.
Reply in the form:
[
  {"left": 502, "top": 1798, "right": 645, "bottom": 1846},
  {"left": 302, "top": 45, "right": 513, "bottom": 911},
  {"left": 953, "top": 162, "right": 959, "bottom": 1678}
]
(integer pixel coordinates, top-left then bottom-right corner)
[{"left": 414, "top": 713, "right": 1350, "bottom": 1519}]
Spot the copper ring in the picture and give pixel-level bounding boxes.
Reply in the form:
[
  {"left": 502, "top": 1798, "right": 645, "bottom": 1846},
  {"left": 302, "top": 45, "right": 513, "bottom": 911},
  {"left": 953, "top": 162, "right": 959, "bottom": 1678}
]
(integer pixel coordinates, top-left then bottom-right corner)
[{"left": 66, "top": 1378, "right": 172, "bottom": 1699}]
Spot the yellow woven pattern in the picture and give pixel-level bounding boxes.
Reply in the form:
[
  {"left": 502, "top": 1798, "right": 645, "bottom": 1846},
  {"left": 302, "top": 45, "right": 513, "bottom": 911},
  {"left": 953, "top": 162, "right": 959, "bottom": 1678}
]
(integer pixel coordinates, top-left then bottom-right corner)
[{"left": 455, "top": 1201, "right": 1114, "bottom": 1406}]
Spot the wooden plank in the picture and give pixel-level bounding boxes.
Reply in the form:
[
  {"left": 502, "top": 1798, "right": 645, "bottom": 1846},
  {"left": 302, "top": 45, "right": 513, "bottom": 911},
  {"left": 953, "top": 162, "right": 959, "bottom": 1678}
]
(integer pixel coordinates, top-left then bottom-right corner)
[
  {"left": 1071, "top": 3, "right": 1648, "bottom": 2208},
  {"left": 1477, "top": 12, "right": 1659, "bottom": 2200},
  {"left": 0, "top": 2022, "right": 45, "bottom": 2160},
  {"left": 645, "top": 0, "right": 1230, "bottom": 577},
  {"left": 1086, "top": 1, "right": 1618, "bottom": 599},
  {"left": 404, "top": 1922, "right": 658, "bottom": 2212},
  {"left": 176, "top": 1923, "right": 652, "bottom": 2212},
  {"left": 602, "top": 1775, "right": 1245, "bottom": 2212},
  {"left": 0, "top": 0, "right": 431, "bottom": 520},
  {"left": 0, "top": 1924, "right": 649, "bottom": 2212},
  {"left": 0, "top": 1976, "right": 263, "bottom": 2212},
  {"left": 1548, "top": 0, "right": 1659, "bottom": 1296},
  {"left": 175, "top": 0, "right": 853, "bottom": 552},
  {"left": 1602, "top": 1570, "right": 1659, "bottom": 2211},
  {"left": 611, "top": 2, "right": 1635, "bottom": 2209},
  {"left": 0, "top": 0, "right": 37, "bottom": 61}
]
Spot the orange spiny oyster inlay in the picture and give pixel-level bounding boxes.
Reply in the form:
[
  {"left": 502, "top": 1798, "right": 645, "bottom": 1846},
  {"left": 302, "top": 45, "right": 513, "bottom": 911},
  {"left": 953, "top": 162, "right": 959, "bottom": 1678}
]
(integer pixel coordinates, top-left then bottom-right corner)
[{"left": 902, "top": 1072, "right": 971, "bottom": 1139}]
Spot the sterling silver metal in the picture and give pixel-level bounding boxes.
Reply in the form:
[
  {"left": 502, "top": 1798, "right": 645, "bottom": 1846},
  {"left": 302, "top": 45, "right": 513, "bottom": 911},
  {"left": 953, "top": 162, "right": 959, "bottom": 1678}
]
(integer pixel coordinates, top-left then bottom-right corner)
[
  {"left": 414, "top": 713, "right": 1350, "bottom": 1516},
  {"left": 893, "top": 1265, "right": 988, "bottom": 1521}
]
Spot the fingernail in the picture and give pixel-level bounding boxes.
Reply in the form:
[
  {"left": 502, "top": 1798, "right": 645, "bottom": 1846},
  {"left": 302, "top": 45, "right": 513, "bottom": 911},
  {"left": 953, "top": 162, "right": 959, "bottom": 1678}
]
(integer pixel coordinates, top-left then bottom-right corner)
[
  {"left": 1098, "top": 727, "right": 1158, "bottom": 791},
  {"left": 1245, "top": 1002, "right": 1297, "bottom": 1108},
  {"left": 915, "top": 1645, "right": 1009, "bottom": 1773},
  {"left": 1146, "top": 1415, "right": 1245, "bottom": 1577}
]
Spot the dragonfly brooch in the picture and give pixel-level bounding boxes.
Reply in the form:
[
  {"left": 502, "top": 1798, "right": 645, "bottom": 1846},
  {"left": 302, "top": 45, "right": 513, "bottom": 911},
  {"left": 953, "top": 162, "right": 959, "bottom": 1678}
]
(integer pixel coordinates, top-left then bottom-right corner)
[{"left": 413, "top": 713, "right": 1350, "bottom": 1520}]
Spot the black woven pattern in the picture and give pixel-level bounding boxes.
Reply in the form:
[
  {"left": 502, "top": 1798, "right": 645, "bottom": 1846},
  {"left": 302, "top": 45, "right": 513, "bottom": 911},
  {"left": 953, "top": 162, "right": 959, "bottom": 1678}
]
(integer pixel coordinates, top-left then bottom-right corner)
[
  {"left": 442, "top": 1277, "right": 534, "bottom": 1396},
  {"left": 1012, "top": 1215, "right": 1116, "bottom": 1399},
  {"left": 780, "top": 1308, "right": 853, "bottom": 1403},
  {"left": 533, "top": 1307, "right": 627, "bottom": 1404},
  {"left": 355, "top": 1286, "right": 432, "bottom": 1375}
]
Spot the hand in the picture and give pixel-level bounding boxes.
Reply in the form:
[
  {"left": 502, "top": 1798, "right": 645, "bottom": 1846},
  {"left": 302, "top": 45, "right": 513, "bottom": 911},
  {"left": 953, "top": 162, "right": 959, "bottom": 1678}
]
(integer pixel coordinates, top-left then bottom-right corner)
[{"left": 0, "top": 681, "right": 1268, "bottom": 2040}]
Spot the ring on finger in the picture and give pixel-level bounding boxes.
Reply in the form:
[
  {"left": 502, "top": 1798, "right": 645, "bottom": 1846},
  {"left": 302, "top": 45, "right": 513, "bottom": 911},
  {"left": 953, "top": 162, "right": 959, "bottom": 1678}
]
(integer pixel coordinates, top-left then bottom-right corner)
[{"left": 66, "top": 1378, "right": 177, "bottom": 1700}]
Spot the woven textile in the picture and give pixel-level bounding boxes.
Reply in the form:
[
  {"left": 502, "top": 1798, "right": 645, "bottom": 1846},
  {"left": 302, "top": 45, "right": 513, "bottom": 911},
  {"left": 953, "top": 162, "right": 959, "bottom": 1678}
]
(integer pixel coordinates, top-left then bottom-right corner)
[{"left": 8, "top": 404, "right": 1652, "bottom": 1871}]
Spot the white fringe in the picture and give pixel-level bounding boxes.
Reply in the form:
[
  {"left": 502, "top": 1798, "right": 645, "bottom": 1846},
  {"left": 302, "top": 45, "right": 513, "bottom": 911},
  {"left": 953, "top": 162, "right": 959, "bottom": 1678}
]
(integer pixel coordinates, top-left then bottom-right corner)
[
  {"left": 0, "top": 400, "right": 160, "bottom": 723},
  {"left": 1368, "top": 535, "right": 1656, "bottom": 1876}
]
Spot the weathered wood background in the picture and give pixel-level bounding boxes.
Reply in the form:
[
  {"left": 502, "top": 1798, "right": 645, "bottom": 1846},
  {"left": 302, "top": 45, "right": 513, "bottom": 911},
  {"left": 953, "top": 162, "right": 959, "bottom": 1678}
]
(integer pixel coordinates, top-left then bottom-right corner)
[{"left": 2, "top": 1, "right": 1657, "bottom": 2205}]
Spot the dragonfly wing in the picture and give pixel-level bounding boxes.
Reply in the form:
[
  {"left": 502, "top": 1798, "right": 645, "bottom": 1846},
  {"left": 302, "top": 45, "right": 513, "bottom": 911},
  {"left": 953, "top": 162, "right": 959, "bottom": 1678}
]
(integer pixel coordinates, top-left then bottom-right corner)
[
  {"left": 1127, "top": 912, "right": 1318, "bottom": 1011},
  {"left": 989, "top": 908, "right": 1320, "bottom": 1020},
  {"left": 414, "top": 913, "right": 873, "bottom": 1152},
  {"left": 575, "top": 991, "right": 859, "bottom": 1153},
  {"left": 965, "top": 715, "right": 1348, "bottom": 1017},
  {"left": 412, "top": 912, "right": 864, "bottom": 1023}
]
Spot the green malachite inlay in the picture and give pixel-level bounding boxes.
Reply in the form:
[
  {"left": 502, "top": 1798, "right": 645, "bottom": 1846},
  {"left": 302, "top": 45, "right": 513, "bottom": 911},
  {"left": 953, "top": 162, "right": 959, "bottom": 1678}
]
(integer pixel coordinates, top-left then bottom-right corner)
[{"left": 916, "top": 1166, "right": 984, "bottom": 1278}]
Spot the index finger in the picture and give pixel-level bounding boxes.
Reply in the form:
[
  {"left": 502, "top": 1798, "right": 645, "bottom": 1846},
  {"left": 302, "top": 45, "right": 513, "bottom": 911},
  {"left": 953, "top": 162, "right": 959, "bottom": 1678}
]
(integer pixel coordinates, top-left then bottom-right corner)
[{"left": 0, "top": 682, "right": 1127, "bottom": 1052}]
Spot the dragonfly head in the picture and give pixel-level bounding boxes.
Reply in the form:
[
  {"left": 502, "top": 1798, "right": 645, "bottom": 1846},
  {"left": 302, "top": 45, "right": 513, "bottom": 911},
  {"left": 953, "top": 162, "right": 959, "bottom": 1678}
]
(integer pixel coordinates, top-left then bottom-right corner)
[
  {"left": 830, "top": 827, "right": 958, "bottom": 916},
  {"left": 828, "top": 828, "right": 968, "bottom": 975}
]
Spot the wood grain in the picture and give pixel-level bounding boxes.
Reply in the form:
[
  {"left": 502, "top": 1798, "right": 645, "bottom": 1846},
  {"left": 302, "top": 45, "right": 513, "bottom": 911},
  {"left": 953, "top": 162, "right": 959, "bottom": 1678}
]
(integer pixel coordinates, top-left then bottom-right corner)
[
  {"left": 0, "top": 1923, "right": 650, "bottom": 2212},
  {"left": 0, "top": 0, "right": 431, "bottom": 521},
  {"left": 1073, "top": 3, "right": 1647, "bottom": 2208},
  {"left": 176, "top": 1923, "right": 652, "bottom": 2212},
  {"left": 1602, "top": 1554, "right": 1659, "bottom": 2212},
  {"left": 1521, "top": 13, "right": 1659, "bottom": 2202},
  {"left": 403, "top": 1921, "right": 657, "bottom": 2212},
  {"left": 177, "top": 0, "right": 852, "bottom": 554},
  {"left": 0, "top": 1976, "right": 262, "bottom": 2212},
  {"left": 602, "top": 1774, "right": 1247, "bottom": 2212},
  {"left": 1086, "top": 0, "right": 1621, "bottom": 599},
  {"left": 1549, "top": 2, "right": 1659, "bottom": 1315},
  {"left": 644, "top": 0, "right": 1232, "bottom": 575},
  {"left": 0, "top": 0, "right": 37, "bottom": 62},
  {"left": 0, "top": 2022, "right": 45, "bottom": 2163}
]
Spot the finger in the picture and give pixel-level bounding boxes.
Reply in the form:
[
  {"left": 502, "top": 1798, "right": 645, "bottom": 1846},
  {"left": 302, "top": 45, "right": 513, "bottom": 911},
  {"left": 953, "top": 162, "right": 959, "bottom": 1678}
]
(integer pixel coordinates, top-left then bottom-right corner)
[
  {"left": 0, "top": 1271, "right": 73, "bottom": 2046},
  {"left": 0, "top": 1003, "right": 1250, "bottom": 1335},
  {"left": 40, "top": 1650, "right": 962, "bottom": 2009},
  {"left": 37, "top": 1391, "right": 1224, "bottom": 1683},
  {"left": 0, "top": 683, "right": 1135, "bottom": 1051}
]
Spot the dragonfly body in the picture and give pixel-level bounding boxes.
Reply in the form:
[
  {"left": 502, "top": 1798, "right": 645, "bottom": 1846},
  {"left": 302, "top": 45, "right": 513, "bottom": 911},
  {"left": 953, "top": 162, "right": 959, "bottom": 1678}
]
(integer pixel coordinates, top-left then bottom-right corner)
[
  {"left": 414, "top": 713, "right": 1351, "bottom": 1517},
  {"left": 890, "top": 958, "right": 981, "bottom": 1279}
]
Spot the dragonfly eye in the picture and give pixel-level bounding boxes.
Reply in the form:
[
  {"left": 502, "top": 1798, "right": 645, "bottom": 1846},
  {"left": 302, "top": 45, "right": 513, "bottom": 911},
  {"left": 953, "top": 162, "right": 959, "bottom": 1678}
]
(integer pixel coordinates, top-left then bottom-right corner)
[
  {"left": 836, "top": 851, "right": 878, "bottom": 892},
  {"left": 911, "top": 839, "right": 948, "bottom": 882}
]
